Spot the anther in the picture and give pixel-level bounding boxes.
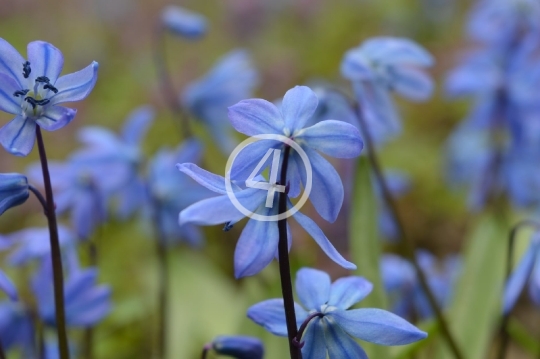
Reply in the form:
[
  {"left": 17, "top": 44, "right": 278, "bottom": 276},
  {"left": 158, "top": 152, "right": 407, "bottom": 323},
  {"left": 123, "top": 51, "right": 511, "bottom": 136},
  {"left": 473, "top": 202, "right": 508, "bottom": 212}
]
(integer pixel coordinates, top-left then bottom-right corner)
[
  {"left": 223, "top": 222, "right": 234, "bottom": 231},
  {"left": 43, "top": 84, "right": 58, "bottom": 93},
  {"left": 35, "top": 76, "right": 50, "bottom": 83},
  {"left": 13, "top": 89, "right": 29, "bottom": 97},
  {"left": 22, "top": 61, "right": 31, "bottom": 78},
  {"left": 24, "top": 97, "right": 37, "bottom": 109}
]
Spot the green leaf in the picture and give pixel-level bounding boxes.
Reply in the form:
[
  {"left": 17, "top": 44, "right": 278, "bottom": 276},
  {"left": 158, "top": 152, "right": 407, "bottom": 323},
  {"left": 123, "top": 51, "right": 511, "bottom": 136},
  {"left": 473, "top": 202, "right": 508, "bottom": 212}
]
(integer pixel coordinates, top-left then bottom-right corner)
[
  {"left": 507, "top": 317, "right": 540, "bottom": 355},
  {"left": 435, "top": 214, "right": 507, "bottom": 359},
  {"left": 349, "top": 156, "right": 389, "bottom": 358}
]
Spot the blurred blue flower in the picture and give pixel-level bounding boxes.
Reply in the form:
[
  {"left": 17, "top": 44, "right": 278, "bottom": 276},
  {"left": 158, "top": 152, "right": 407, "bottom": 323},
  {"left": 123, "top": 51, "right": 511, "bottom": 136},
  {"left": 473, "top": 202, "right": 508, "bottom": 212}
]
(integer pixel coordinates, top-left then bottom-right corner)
[
  {"left": 0, "top": 270, "right": 17, "bottom": 301},
  {"left": 27, "top": 161, "right": 108, "bottom": 240},
  {"left": 0, "top": 301, "right": 34, "bottom": 356},
  {"left": 178, "top": 163, "right": 355, "bottom": 277},
  {"left": 503, "top": 231, "right": 540, "bottom": 313},
  {"left": 182, "top": 50, "right": 259, "bottom": 154},
  {"left": 341, "top": 37, "right": 434, "bottom": 139},
  {"left": 0, "top": 173, "right": 29, "bottom": 216},
  {"left": 228, "top": 85, "right": 363, "bottom": 222},
  {"left": 381, "top": 251, "right": 461, "bottom": 321},
  {"left": 33, "top": 256, "right": 111, "bottom": 327},
  {"left": 211, "top": 335, "right": 264, "bottom": 359},
  {"left": 248, "top": 267, "right": 427, "bottom": 358},
  {"left": 0, "top": 226, "right": 75, "bottom": 266},
  {"left": 72, "top": 106, "right": 155, "bottom": 219},
  {"left": 161, "top": 5, "right": 207, "bottom": 39},
  {"left": 0, "top": 39, "right": 98, "bottom": 156},
  {"left": 375, "top": 171, "right": 411, "bottom": 241},
  {"left": 147, "top": 139, "right": 210, "bottom": 247}
]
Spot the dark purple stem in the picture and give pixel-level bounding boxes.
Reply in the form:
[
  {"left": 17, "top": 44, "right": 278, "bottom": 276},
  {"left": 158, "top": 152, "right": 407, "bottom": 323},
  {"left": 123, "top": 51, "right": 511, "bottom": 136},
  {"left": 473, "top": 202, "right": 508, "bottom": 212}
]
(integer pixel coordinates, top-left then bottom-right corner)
[
  {"left": 200, "top": 343, "right": 212, "bottom": 359},
  {"left": 28, "top": 184, "right": 48, "bottom": 215},
  {"left": 35, "top": 127, "right": 70, "bottom": 359},
  {"left": 293, "top": 312, "right": 324, "bottom": 348}
]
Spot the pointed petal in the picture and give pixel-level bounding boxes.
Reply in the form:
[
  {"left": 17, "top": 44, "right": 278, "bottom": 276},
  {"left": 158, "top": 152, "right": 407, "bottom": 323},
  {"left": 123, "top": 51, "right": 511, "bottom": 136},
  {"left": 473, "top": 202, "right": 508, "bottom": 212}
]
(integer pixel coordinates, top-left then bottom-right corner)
[
  {"left": 329, "top": 308, "right": 427, "bottom": 345},
  {"left": 27, "top": 41, "right": 64, "bottom": 83},
  {"left": 76, "top": 126, "right": 120, "bottom": 150},
  {"left": 234, "top": 214, "right": 279, "bottom": 278},
  {"left": 0, "top": 72, "right": 23, "bottom": 114},
  {"left": 328, "top": 276, "right": 373, "bottom": 310},
  {"left": 302, "top": 148, "right": 344, "bottom": 222},
  {"left": 177, "top": 163, "right": 229, "bottom": 194},
  {"left": 301, "top": 318, "right": 327, "bottom": 359},
  {"left": 247, "top": 298, "right": 308, "bottom": 336},
  {"left": 0, "top": 270, "right": 18, "bottom": 301},
  {"left": 120, "top": 105, "right": 155, "bottom": 146},
  {"left": 391, "top": 67, "right": 434, "bottom": 101},
  {"left": 50, "top": 61, "right": 99, "bottom": 105},
  {"left": 36, "top": 106, "right": 77, "bottom": 131},
  {"left": 281, "top": 86, "right": 319, "bottom": 132},
  {"left": 0, "top": 38, "right": 26, "bottom": 87},
  {"left": 66, "top": 286, "right": 111, "bottom": 326},
  {"left": 292, "top": 209, "right": 356, "bottom": 270},
  {"left": 503, "top": 242, "right": 537, "bottom": 313},
  {"left": 175, "top": 138, "right": 203, "bottom": 164},
  {"left": 322, "top": 317, "right": 368, "bottom": 359},
  {"left": 295, "top": 268, "right": 331, "bottom": 310},
  {"left": 298, "top": 120, "right": 363, "bottom": 158},
  {"left": 228, "top": 99, "right": 283, "bottom": 136},
  {"left": 0, "top": 116, "right": 36, "bottom": 156},
  {"left": 353, "top": 81, "right": 401, "bottom": 136},
  {"left": 179, "top": 189, "right": 265, "bottom": 226},
  {"left": 230, "top": 139, "right": 281, "bottom": 182},
  {"left": 529, "top": 252, "right": 540, "bottom": 306},
  {"left": 361, "top": 37, "right": 434, "bottom": 67}
]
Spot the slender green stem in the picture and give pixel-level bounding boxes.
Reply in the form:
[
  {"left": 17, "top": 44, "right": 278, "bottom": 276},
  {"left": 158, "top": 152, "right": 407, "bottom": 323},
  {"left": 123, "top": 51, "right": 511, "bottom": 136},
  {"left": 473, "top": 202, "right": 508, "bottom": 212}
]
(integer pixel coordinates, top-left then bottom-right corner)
[
  {"left": 35, "top": 127, "right": 70, "bottom": 359},
  {"left": 153, "top": 25, "right": 192, "bottom": 139},
  {"left": 498, "top": 220, "right": 540, "bottom": 359},
  {"left": 353, "top": 103, "right": 464, "bottom": 359},
  {"left": 277, "top": 146, "right": 301, "bottom": 359}
]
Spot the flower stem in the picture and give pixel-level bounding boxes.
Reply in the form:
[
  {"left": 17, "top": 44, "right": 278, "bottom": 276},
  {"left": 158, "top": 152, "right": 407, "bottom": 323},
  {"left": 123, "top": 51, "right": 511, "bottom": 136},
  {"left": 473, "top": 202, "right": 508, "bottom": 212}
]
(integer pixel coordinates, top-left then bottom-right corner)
[
  {"left": 0, "top": 338, "right": 6, "bottom": 359},
  {"left": 354, "top": 104, "right": 464, "bottom": 359},
  {"left": 277, "top": 145, "right": 301, "bottom": 359},
  {"left": 28, "top": 184, "right": 48, "bottom": 214},
  {"left": 153, "top": 25, "right": 192, "bottom": 139},
  {"left": 497, "top": 220, "right": 540, "bottom": 359},
  {"left": 293, "top": 312, "right": 324, "bottom": 348},
  {"left": 200, "top": 343, "right": 212, "bottom": 359},
  {"left": 35, "top": 127, "right": 70, "bottom": 359}
]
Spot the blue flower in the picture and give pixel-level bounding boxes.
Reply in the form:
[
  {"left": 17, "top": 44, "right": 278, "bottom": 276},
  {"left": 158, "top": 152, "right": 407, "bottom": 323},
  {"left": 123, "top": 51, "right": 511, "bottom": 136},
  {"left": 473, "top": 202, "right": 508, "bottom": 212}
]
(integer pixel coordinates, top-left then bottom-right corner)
[
  {"left": 0, "top": 301, "right": 35, "bottom": 356},
  {"left": 375, "top": 171, "right": 410, "bottom": 241},
  {"left": 211, "top": 335, "right": 264, "bottom": 359},
  {"left": 248, "top": 267, "right": 427, "bottom": 358},
  {"left": 341, "top": 37, "right": 434, "bottom": 139},
  {"left": 148, "top": 139, "right": 211, "bottom": 246},
  {"left": 0, "top": 173, "right": 29, "bottom": 216},
  {"left": 71, "top": 106, "right": 155, "bottom": 219},
  {"left": 228, "top": 85, "right": 363, "bottom": 222},
  {"left": 177, "top": 163, "right": 355, "bottom": 277},
  {"left": 503, "top": 232, "right": 540, "bottom": 313},
  {"left": 182, "top": 50, "right": 259, "bottom": 154},
  {"left": 33, "top": 256, "right": 111, "bottom": 327},
  {"left": 161, "top": 5, "right": 207, "bottom": 39},
  {"left": 0, "top": 39, "right": 98, "bottom": 156},
  {"left": 0, "top": 226, "right": 75, "bottom": 266}
]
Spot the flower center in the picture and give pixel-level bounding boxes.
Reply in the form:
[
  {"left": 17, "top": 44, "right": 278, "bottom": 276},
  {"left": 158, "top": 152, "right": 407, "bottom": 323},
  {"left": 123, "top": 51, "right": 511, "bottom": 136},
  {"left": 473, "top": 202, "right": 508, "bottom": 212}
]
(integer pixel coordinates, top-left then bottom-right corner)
[{"left": 13, "top": 62, "right": 58, "bottom": 120}]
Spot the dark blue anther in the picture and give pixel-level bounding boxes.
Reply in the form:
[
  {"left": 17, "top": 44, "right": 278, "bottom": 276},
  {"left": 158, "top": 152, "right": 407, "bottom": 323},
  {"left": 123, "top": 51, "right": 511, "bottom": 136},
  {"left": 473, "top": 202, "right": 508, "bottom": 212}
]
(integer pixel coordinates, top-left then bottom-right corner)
[
  {"left": 13, "top": 89, "right": 29, "bottom": 97},
  {"left": 43, "top": 84, "right": 58, "bottom": 93},
  {"left": 24, "top": 97, "right": 50, "bottom": 109},
  {"left": 22, "top": 61, "right": 31, "bottom": 78},
  {"left": 223, "top": 222, "right": 234, "bottom": 231},
  {"left": 35, "top": 76, "right": 50, "bottom": 83}
]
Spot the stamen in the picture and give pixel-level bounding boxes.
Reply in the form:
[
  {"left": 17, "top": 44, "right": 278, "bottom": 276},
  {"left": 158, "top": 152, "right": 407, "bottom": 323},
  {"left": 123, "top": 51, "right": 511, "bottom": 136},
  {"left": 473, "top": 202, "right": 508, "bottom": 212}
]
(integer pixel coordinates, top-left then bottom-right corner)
[
  {"left": 44, "top": 84, "right": 58, "bottom": 93},
  {"left": 22, "top": 61, "right": 31, "bottom": 78},
  {"left": 24, "top": 97, "right": 50, "bottom": 109},
  {"left": 223, "top": 222, "right": 234, "bottom": 231},
  {"left": 13, "top": 89, "right": 29, "bottom": 97},
  {"left": 35, "top": 76, "right": 50, "bottom": 83}
]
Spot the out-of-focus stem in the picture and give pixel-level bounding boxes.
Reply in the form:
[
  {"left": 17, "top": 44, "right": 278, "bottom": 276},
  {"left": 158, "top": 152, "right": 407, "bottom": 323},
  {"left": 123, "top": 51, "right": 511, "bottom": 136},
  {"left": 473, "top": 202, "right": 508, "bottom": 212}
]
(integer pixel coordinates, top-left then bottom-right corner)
[{"left": 35, "top": 127, "right": 70, "bottom": 359}]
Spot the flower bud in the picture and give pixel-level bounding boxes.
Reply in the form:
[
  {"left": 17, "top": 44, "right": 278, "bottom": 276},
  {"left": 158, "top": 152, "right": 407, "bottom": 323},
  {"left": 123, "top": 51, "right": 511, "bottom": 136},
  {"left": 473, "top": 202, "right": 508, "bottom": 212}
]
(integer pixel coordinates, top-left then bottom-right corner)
[
  {"left": 0, "top": 173, "right": 29, "bottom": 216},
  {"left": 212, "top": 335, "right": 264, "bottom": 359},
  {"left": 161, "top": 5, "right": 207, "bottom": 39}
]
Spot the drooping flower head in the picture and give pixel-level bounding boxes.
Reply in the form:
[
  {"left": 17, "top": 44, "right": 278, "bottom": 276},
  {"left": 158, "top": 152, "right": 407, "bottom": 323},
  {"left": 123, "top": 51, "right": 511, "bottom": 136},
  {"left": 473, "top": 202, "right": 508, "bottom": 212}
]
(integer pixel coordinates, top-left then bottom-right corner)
[
  {"left": 0, "top": 39, "right": 98, "bottom": 156},
  {"left": 0, "top": 173, "right": 29, "bottom": 216},
  {"left": 209, "top": 335, "right": 264, "bottom": 359},
  {"left": 161, "top": 5, "right": 208, "bottom": 39},
  {"left": 248, "top": 268, "right": 427, "bottom": 358}
]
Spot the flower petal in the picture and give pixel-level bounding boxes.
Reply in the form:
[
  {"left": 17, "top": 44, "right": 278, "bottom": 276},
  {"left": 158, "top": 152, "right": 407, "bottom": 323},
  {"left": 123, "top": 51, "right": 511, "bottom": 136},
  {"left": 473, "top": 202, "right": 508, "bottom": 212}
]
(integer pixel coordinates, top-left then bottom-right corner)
[
  {"left": 322, "top": 317, "right": 368, "bottom": 359},
  {"left": 503, "top": 241, "right": 538, "bottom": 313},
  {"left": 179, "top": 189, "right": 265, "bottom": 226},
  {"left": 177, "top": 163, "right": 230, "bottom": 195},
  {"left": 228, "top": 99, "right": 283, "bottom": 136},
  {"left": 295, "top": 268, "right": 331, "bottom": 310},
  {"left": 360, "top": 37, "right": 434, "bottom": 67},
  {"left": 301, "top": 318, "right": 327, "bottom": 359},
  {"left": 247, "top": 298, "right": 307, "bottom": 337},
  {"left": 528, "top": 252, "right": 540, "bottom": 306},
  {"left": 299, "top": 148, "right": 344, "bottom": 223},
  {"left": 0, "top": 38, "right": 26, "bottom": 87},
  {"left": 328, "top": 276, "right": 373, "bottom": 310},
  {"left": 161, "top": 5, "right": 207, "bottom": 39},
  {"left": 281, "top": 86, "right": 319, "bottom": 132},
  {"left": 234, "top": 213, "right": 279, "bottom": 278},
  {"left": 27, "top": 41, "right": 64, "bottom": 83},
  {"left": 120, "top": 105, "right": 155, "bottom": 146},
  {"left": 298, "top": 120, "right": 363, "bottom": 158},
  {"left": 329, "top": 308, "right": 427, "bottom": 345},
  {"left": 0, "top": 72, "right": 23, "bottom": 114},
  {"left": 292, "top": 208, "right": 356, "bottom": 270},
  {"left": 0, "top": 116, "right": 36, "bottom": 156},
  {"left": 230, "top": 139, "right": 282, "bottom": 182},
  {"left": 0, "top": 270, "right": 18, "bottom": 301},
  {"left": 50, "top": 61, "right": 99, "bottom": 105},
  {"left": 391, "top": 67, "right": 434, "bottom": 101},
  {"left": 36, "top": 106, "right": 77, "bottom": 131}
]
